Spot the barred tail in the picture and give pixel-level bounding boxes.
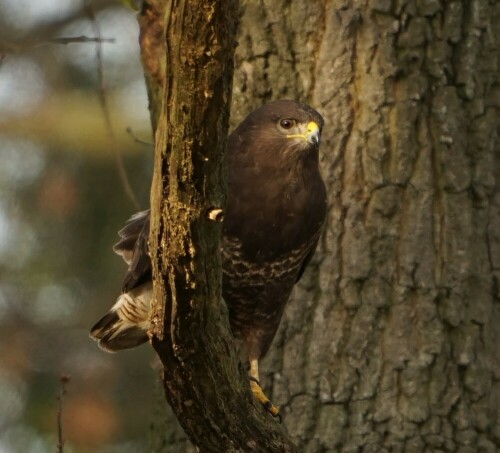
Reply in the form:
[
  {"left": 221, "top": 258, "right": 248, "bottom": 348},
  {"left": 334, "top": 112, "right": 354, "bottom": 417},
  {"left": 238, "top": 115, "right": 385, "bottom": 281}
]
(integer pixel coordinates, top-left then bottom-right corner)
[{"left": 90, "top": 283, "right": 152, "bottom": 352}]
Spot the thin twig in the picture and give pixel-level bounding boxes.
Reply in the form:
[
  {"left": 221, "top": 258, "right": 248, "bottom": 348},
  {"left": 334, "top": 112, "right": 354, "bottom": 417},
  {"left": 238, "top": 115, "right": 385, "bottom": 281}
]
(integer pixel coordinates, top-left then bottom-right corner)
[
  {"left": 126, "top": 127, "right": 154, "bottom": 147},
  {"left": 85, "top": 3, "right": 141, "bottom": 210},
  {"left": 50, "top": 35, "right": 115, "bottom": 45},
  {"left": 56, "top": 374, "right": 71, "bottom": 453},
  {"left": 0, "top": 36, "right": 115, "bottom": 56}
]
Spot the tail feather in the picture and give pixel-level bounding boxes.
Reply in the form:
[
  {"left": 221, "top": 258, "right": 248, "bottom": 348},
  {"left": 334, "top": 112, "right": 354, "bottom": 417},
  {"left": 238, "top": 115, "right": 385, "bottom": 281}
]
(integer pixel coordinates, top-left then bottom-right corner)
[{"left": 90, "top": 283, "right": 152, "bottom": 352}]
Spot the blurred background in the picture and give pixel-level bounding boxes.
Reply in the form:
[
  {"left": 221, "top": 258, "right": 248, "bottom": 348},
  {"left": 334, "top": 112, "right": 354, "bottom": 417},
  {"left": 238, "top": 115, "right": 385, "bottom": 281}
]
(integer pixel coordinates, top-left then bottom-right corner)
[{"left": 0, "top": 1, "right": 158, "bottom": 451}]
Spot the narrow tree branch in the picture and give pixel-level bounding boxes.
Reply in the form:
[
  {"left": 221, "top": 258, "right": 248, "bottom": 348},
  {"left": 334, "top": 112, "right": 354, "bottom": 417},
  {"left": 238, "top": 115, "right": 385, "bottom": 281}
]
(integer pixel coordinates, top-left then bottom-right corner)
[
  {"left": 0, "top": 36, "right": 115, "bottom": 57},
  {"left": 0, "top": 0, "right": 118, "bottom": 58},
  {"left": 141, "top": 0, "right": 299, "bottom": 451},
  {"left": 56, "top": 374, "right": 70, "bottom": 453},
  {"left": 126, "top": 126, "right": 154, "bottom": 147},
  {"left": 49, "top": 36, "right": 115, "bottom": 45},
  {"left": 85, "top": 3, "right": 141, "bottom": 210}
]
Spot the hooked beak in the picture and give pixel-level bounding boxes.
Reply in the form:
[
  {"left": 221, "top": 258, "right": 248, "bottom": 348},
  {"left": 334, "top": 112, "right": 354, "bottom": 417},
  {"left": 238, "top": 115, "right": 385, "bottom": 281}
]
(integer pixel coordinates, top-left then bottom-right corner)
[
  {"left": 285, "top": 121, "right": 321, "bottom": 145},
  {"left": 306, "top": 121, "right": 320, "bottom": 145}
]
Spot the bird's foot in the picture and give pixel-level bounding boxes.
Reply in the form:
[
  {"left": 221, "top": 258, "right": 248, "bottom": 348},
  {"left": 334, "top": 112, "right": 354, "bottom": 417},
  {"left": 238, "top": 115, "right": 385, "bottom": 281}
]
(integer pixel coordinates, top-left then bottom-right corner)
[{"left": 249, "top": 377, "right": 281, "bottom": 420}]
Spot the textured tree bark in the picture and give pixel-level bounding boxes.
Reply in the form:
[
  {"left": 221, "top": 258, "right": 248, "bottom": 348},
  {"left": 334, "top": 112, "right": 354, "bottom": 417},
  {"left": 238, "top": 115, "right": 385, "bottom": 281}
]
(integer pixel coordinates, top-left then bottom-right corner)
[
  {"left": 140, "top": 1, "right": 299, "bottom": 452},
  {"left": 146, "top": 0, "right": 500, "bottom": 451},
  {"left": 138, "top": 1, "right": 166, "bottom": 133}
]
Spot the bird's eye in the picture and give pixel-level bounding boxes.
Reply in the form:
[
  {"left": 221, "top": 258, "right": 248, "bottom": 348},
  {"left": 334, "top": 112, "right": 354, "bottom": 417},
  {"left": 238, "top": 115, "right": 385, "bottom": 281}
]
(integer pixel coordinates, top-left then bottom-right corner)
[{"left": 279, "top": 118, "right": 294, "bottom": 129}]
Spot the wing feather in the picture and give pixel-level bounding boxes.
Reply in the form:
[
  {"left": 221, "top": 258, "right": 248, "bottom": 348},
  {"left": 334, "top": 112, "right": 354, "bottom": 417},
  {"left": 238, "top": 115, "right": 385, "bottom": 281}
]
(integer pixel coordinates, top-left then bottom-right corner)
[{"left": 113, "top": 210, "right": 152, "bottom": 292}]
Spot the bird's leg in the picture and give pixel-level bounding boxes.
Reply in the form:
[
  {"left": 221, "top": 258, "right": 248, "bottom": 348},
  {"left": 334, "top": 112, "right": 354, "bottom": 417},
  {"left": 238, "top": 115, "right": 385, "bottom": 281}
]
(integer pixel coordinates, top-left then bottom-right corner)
[{"left": 248, "top": 358, "right": 280, "bottom": 418}]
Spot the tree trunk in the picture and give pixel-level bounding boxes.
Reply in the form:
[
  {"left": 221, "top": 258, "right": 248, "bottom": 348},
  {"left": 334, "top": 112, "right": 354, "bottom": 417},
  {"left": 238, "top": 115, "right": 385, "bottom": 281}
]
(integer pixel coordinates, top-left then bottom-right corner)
[
  {"left": 140, "top": 1, "right": 299, "bottom": 452},
  {"left": 146, "top": 0, "right": 500, "bottom": 451}
]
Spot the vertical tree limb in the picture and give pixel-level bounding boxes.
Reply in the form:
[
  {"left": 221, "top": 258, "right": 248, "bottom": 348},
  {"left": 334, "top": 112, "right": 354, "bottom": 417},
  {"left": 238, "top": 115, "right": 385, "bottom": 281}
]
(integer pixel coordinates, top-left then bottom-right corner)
[
  {"left": 56, "top": 374, "right": 70, "bottom": 453},
  {"left": 140, "top": 1, "right": 299, "bottom": 451}
]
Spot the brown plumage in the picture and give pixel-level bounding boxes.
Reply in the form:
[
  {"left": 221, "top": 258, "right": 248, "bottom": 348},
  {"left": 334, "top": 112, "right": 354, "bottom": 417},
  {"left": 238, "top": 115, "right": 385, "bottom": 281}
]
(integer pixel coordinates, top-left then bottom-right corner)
[{"left": 90, "top": 100, "right": 327, "bottom": 414}]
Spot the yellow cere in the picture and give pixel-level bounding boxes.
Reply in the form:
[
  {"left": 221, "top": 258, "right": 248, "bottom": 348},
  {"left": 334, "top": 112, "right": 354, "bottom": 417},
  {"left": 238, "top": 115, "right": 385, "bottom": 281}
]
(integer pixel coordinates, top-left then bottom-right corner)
[
  {"left": 286, "top": 121, "right": 320, "bottom": 142},
  {"left": 307, "top": 121, "right": 319, "bottom": 135}
]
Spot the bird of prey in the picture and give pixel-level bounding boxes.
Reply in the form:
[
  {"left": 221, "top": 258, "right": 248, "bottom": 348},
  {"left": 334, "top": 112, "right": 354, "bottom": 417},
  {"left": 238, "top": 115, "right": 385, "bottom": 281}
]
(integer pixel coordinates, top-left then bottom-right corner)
[{"left": 90, "top": 100, "right": 327, "bottom": 417}]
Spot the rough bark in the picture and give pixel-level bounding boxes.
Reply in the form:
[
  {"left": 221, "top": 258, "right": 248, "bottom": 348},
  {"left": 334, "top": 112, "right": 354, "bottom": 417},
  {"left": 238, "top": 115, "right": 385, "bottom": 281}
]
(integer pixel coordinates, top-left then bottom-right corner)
[
  {"left": 138, "top": 1, "right": 167, "bottom": 133},
  {"left": 147, "top": 0, "right": 500, "bottom": 451},
  {"left": 140, "top": 1, "right": 299, "bottom": 452}
]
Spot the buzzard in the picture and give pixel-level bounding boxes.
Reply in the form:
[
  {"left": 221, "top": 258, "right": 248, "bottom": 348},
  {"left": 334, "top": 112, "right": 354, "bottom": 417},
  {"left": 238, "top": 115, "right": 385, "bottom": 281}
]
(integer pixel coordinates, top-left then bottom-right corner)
[{"left": 90, "top": 100, "right": 327, "bottom": 417}]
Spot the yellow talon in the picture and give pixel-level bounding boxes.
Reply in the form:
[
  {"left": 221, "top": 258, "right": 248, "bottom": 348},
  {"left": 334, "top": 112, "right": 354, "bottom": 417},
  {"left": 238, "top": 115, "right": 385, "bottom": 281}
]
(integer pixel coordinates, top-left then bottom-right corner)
[
  {"left": 248, "top": 358, "right": 280, "bottom": 419},
  {"left": 250, "top": 378, "right": 280, "bottom": 418}
]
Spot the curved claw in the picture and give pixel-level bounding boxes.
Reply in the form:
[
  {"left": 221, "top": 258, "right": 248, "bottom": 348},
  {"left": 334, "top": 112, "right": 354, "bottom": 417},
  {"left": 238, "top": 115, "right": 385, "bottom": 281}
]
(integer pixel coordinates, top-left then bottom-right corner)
[
  {"left": 264, "top": 400, "right": 282, "bottom": 423},
  {"left": 249, "top": 378, "right": 280, "bottom": 419}
]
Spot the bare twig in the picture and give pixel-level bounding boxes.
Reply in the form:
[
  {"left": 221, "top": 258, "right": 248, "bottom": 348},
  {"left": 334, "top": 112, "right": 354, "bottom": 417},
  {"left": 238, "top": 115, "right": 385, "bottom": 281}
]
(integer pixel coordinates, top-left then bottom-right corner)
[
  {"left": 126, "top": 127, "right": 154, "bottom": 147},
  {"left": 0, "top": 36, "right": 115, "bottom": 57},
  {"left": 85, "top": 3, "right": 141, "bottom": 210},
  {"left": 50, "top": 35, "right": 115, "bottom": 45},
  {"left": 56, "top": 374, "right": 71, "bottom": 453}
]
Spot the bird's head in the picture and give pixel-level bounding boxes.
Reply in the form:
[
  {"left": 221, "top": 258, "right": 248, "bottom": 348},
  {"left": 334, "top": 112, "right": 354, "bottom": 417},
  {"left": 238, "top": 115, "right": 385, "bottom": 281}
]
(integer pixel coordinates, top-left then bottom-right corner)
[{"left": 230, "top": 100, "right": 324, "bottom": 163}]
